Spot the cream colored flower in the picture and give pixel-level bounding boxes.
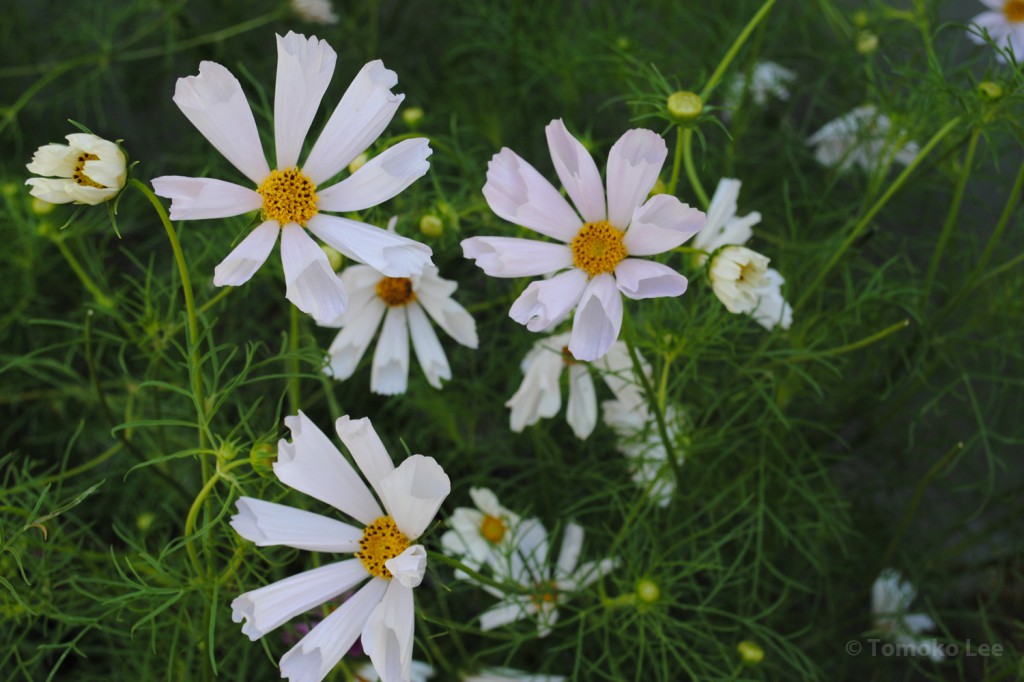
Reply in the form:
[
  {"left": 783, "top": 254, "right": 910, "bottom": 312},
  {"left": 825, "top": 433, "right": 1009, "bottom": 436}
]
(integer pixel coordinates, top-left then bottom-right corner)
[
  {"left": 707, "top": 246, "right": 792, "bottom": 331},
  {"left": 25, "top": 133, "right": 126, "bottom": 205}
]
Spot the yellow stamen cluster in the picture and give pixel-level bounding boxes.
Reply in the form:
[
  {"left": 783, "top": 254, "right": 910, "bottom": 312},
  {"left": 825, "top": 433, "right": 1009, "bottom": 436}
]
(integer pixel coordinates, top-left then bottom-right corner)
[
  {"left": 73, "top": 153, "right": 103, "bottom": 188},
  {"left": 257, "top": 167, "right": 318, "bottom": 227},
  {"left": 376, "top": 277, "right": 416, "bottom": 307},
  {"left": 356, "top": 516, "right": 410, "bottom": 579},
  {"left": 530, "top": 581, "right": 559, "bottom": 608},
  {"left": 570, "top": 220, "right": 628, "bottom": 277},
  {"left": 479, "top": 514, "right": 507, "bottom": 544},
  {"left": 1005, "top": 0, "right": 1024, "bottom": 22}
]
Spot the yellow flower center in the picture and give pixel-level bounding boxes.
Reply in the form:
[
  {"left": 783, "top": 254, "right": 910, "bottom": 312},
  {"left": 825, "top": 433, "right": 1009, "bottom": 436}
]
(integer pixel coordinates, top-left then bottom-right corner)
[
  {"left": 1005, "top": 0, "right": 1024, "bottom": 22},
  {"left": 479, "top": 514, "right": 506, "bottom": 544},
  {"left": 530, "top": 581, "right": 559, "bottom": 608},
  {"left": 375, "top": 277, "right": 416, "bottom": 307},
  {"left": 356, "top": 516, "right": 410, "bottom": 580},
  {"left": 73, "top": 153, "right": 103, "bottom": 188},
  {"left": 257, "top": 167, "right": 318, "bottom": 227},
  {"left": 570, "top": 220, "right": 628, "bottom": 277}
]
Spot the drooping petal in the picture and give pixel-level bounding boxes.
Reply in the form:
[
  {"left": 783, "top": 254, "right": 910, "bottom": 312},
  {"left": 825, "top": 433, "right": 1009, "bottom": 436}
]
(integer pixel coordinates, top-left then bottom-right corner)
[
  {"left": 509, "top": 268, "right": 589, "bottom": 332},
  {"left": 274, "top": 32, "right": 337, "bottom": 169},
  {"left": 302, "top": 60, "right": 404, "bottom": 184},
  {"left": 568, "top": 274, "right": 623, "bottom": 362},
  {"left": 555, "top": 522, "right": 585, "bottom": 577},
  {"left": 482, "top": 148, "right": 582, "bottom": 242},
  {"left": 407, "top": 302, "right": 451, "bottom": 389},
  {"left": 371, "top": 306, "right": 410, "bottom": 395},
  {"left": 699, "top": 178, "right": 741, "bottom": 243},
  {"left": 213, "top": 220, "right": 280, "bottom": 287},
  {"left": 274, "top": 411, "right": 383, "bottom": 525},
  {"left": 545, "top": 119, "right": 606, "bottom": 223},
  {"left": 325, "top": 297, "right": 386, "bottom": 380},
  {"left": 750, "top": 268, "right": 793, "bottom": 331},
  {"left": 280, "top": 224, "right": 349, "bottom": 324},
  {"left": 308, "top": 214, "right": 433, "bottom": 277},
  {"left": 172, "top": 61, "right": 270, "bottom": 184},
  {"left": 335, "top": 415, "right": 395, "bottom": 504},
  {"left": 461, "top": 236, "right": 573, "bottom": 278},
  {"left": 231, "top": 559, "right": 368, "bottom": 640},
  {"left": 415, "top": 274, "right": 479, "bottom": 348},
  {"left": 384, "top": 544, "right": 427, "bottom": 588},
  {"left": 231, "top": 497, "right": 362, "bottom": 552},
  {"left": 614, "top": 258, "right": 688, "bottom": 300},
  {"left": 565, "top": 365, "right": 597, "bottom": 439},
  {"left": 509, "top": 518, "right": 549, "bottom": 583},
  {"left": 63, "top": 184, "right": 122, "bottom": 205},
  {"left": 152, "top": 176, "right": 262, "bottom": 220},
  {"left": 560, "top": 557, "right": 618, "bottom": 590},
  {"left": 623, "top": 194, "right": 705, "bottom": 256},
  {"left": 362, "top": 579, "right": 416, "bottom": 682},
  {"left": 605, "top": 129, "right": 666, "bottom": 229},
  {"left": 505, "top": 341, "right": 565, "bottom": 432},
  {"left": 479, "top": 597, "right": 534, "bottom": 631},
  {"left": 317, "top": 138, "right": 431, "bottom": 212},
  {"left": 378, "top": 454, "right": 451, "bottom": 541}
]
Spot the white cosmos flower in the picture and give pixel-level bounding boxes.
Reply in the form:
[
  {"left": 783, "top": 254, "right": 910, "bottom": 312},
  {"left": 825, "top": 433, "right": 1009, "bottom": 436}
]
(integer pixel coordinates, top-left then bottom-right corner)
[
  {"left": 601, "top": 398, "right": 685, "bottom": 508},
  {"left": 968, "top": 1, "right": 1024, "bottom": 61},
  {"left": 463, "top": 119, "right": 705, "bottom": 362},
  {"left": 463, "top": 668, "right": 566, "bottom": 682},
  {"left": 440, "top": 487, "right": 522, "bottom": 575},
  {"left": 722, "top": 61, "right": 796, "bottom": 111},
  {"left": 25, "top": 133, "right": 126, "bottom": 205},
  {"left": 230, "top": 411, "right": 451, "bottom": 682},
  {"left": 356, "top": 659, "right": 433, "bottom": 682},
  {"left": 152, "top": 31, "right": 433, "bottom": 325},
  {"left": 479, "top": 519, "right": 616, "bottom": 638},
  {"left": 691, "top": 178, "right": 762, "bottom": 260},
  {"left": 324, "top": 260, "right": 478, "bottom": 395},
  {"left": 291, "top": 0, "right": 339, "bottom": 24},
  {"left": 707, "top": 246, "right": 792, "bottom": 331},
  {"left": 806, "top": 105, "right": 919, "bottom": 173},
  {"left": 506, "top": 331, "right": 649, "bottom": 439},
  {"left": 871, "top": 568, "right": 945, "bottom": 662}
]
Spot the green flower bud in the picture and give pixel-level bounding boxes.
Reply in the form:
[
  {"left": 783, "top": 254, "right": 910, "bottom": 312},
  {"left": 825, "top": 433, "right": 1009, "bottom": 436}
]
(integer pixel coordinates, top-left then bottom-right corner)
[
  {"left": 419, "top": 214, "right": 444, "bottom": 238},
  {"left": 738, "top": 640, "right": 765, "bottom": 665},
  {"left": 402, "top": 107, "right": 424, "bottom": 128},
  {"left": 856, "top": 31, "right": 879, "bottom": 55},
  {"left": 667, "top": 91, "right": 702, "bottom": 123},
  {"left": 348, "top": 152, "right": 369, "bottom": 174},
  {"left": 322, "top": 244, "right": 344, "bottom": 271},
  {"left": 636, "top": 578, "right": 661, "bottom": 604},
  {"left": 31, "top": 197, "right": 55, "bottom": 215},
  {"left": 977, "top": 81, "right": 1003, "bottom": 100},
  {"left": 852, "top": 10, "right": 869, "bottom": 28},
  {"left": 249, "top": 443, "right": 276, "bottom": 476},
  {"left": 136, "top": 512, "right": 155, "bottom": 532}
]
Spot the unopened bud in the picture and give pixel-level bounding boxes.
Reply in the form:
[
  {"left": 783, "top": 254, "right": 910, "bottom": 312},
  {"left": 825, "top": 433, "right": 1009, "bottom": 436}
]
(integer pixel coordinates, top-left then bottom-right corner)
[
  {"left": 31, "top": 197, "right": 55, "bottom": 215},
  {"left": 667, "top": 91, "right": 702, "bottom": 122},
  {"left": 977, "top": 81, "right": 1003, "bottom": 100},
  {"left": 419, "top": 214, "right": 444, "bottom": 238},
  {"left": 856, "top": 30, "right": 879, "bottom": 55},
  {"left": 322, "top": 244, "right": 344, "bottom": 271},
  {"left": 737, "top": 640, "right": 764, "bottom": 665},
  {"left": 636, "top": 578, "right": 661, "bottom": 604},
  {"left": 348, "top": 152, "right": 369, "bottom": 174},
  {"left": 852, "top": 10, "right": 869, "bottom": 28},
  {"left": 402, "top": 107, "right": 424, "bottom": 128},
  {"left": 136, "top": 512, "right": 155, "bottom": 533},
  {"left": 249, "top": 443, "right": 276, "bottom": 476}
]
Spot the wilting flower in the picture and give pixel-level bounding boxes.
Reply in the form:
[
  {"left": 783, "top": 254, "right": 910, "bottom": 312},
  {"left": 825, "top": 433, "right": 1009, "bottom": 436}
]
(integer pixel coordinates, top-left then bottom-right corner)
[
  {"left": 230, "top": 412, "right": 450, "bottom": 682},
  {"left": 153, "top": 32, "right": 433, "bottom": 324},
  {"left": 707, "top": 246, "right": 792, "bottom": 331},
  {"left": 968, "top": 1, "right": 1024, "bottom": 61},
  {"left": 324, "top": 257, "right": 478, "bottom": 395},
  {"left": 441, "top": 488, "right": 522, "bottom": 574},
  {"left": 601, "top": 398, "right": 685, "bottom": 507},
  {"left": 25, "top": 133, "right": 126, "bottom": 205},
  {"left": 463, "top": 119, "right": 704, "bottom": 361},
  {"left": 722, "top": 61, "right": 796, "bottom": 111},
  {"left": 806, "top": 105, "right": 919, "bottom": 172},
  {"left": 479, "top": 519, "right": 616, "bottom": 637},
  {"left": 871, "top": 568, "right": 945, "bottom": 662},
  {"left": 291, "top": 0, "right": 339, "bottom": 24},
  {"left": 464, "top": 668, "right": 566, "bottom": 682},
  {"left": 506, "top": 331, "right": 648, "bottom": 439}
]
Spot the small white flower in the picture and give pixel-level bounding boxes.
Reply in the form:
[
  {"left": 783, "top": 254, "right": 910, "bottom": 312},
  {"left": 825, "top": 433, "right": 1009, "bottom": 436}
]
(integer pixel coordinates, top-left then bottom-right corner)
[
  {"left": 806, "top": 105, "right": 919, "bottom": 172},
  {"left": 153, "top": 32, "right": 433, "bottom": 325},
  {"left": 601, "top": 398, "right": 684, "bottom": 507},
  {"left": 691, "top": 178, "right": 762, "bottom": 259},
  {"left": 25, "top": 133, "right": 126, "bottom": 205},
  {"left": 968, "top": 1, "right": 1024, "bottom": 62},
  {"left": 707, "top": 246, "right": 792, "bottom": 330},
  {"left": 506, "top": 331, "right": 648, "bottom": 439},
  {"left": 463, "top": 119, "right": 705, "bottom": 361},
  {"left": 871, "top": 568, "right": 945, "bottom": 662},
  {"left": 722, "top": 61, "right": 796, "bottom": 111},
  {"left": 324, "top": 259, "right": 478, "bottom": 395},
  {"left": 463, "top": 668, "right": 566, "bottom": 682},
  {"left": 355, "top": 659, "right": 434, "bottom": 682},
  {"left": 291, "top": 0, "right": 339, "bottom": 25},
  {"left": 230, "top": 411, "right": 451, "bottom": 682},
  {"left": 479, "top": 519, "right": 616, "bottom": 638},
  {"left": 441, "top": 488, "right": 522, "bottom": 575}
]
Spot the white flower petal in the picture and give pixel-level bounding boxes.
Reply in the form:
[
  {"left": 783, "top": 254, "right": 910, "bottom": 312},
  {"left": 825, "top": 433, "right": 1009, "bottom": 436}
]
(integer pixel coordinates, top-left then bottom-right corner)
[
  {"left": 461, "top": 237, "right": 573, "bottom": 278},
  {"left": 407, "top": 302, "right": 451, "bottom": 389},
  {"left": 213, "top": 220, "right": 280, "bottom": 287},
  {"left": 605, "top": 129, "right": 666, "bottom": 229},
  {"left": 362, "top": 579, "right": 416, "bottom": 682},
  {"left": 302, "top": 60, "right": 404, "bottom": 184},
  {"left": 384, "top": 544, "right": 427, "bottom": 588},
  {"left": 415, "top": 285, "right": 479, "bottom": 349},
  {"left": 152, "top": 176, "right": 262, "bottom": 220},
  {"left": 622, "top": 194, "right": 705, "bottom": 256},
  {"left": 231, "top": 497, "right": 362, "bottom": 552},
  {"left": 378, "top": 454, "right": 451, "bottom": 541},
  {"left": 482, "top": 148, "right": 582, "bottom": 242},
  {"left": 479, "top": 597, "right": 534, "bottom": 631},
  {"left": 334, "top": 415, "right": 395, "bottom": 503},
  {"left": 274, "top": 32, "right": 337, "bottom": 169},
  {"left": 750, "top": 268, "right": 793, "bottom": 331},
  {"left": 308, "top": 214, "right": 433, "bottom": 277},
  {"left": 593, "top": 341, "right": 647, "bottom": 407},
  {"left": 231, "top": 559, "right": 368, "bottom": 640},
  {"left": 509, "top": 518, "right": 549, "bottom": 583},
  {"left": 325, "top": 297, "right": 386, "bottom": 380},
  {"left": 505, "top": 340, "right": 565, "bottom": 432},
  {"left": 317, "top": 138, "right": 432, "bottom": 212},
  {"left": 509, "top": 268, "right": 589, "bottom": 332},
  {"left": 555, "top": 522, "right": 584, "bottom": 577},
  {"left": 560, "top": 557, "right": 618, "bottom": 590},
  {"left": 172, "top": 61, "right": 270, "bottom": 184},
  {"left": 565, "top": 365, "right": 597, "bottom": 439},
  {"left": 371, "top": 305, "right": 410, "bottom": 395},
  {"left": 25, "top": 178, "right": 77, "bottom": 204},
  {"left": 568, "top": 274, "right": 623, "bottom": 362},
  {"left": 63, "top": 184, "right": 122, "bottom": 205},
  {"left": 280, "top": 224, "right": 349, "bottom": 324},
  {"left": 274, "top": 411, "right": 383, "bottom": 525},
  {"left": 614, "top": 258, "right": 688, "bottom": 300},
  {"left": 26, "top": 143, "right": 78, "bottom": 177},
  {"left": 545, "top": 119, "right": 605, "bottom": 223}
]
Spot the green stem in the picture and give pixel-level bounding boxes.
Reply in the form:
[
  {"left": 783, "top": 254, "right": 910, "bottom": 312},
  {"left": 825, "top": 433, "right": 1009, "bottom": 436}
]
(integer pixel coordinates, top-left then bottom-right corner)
[
  {"left": 681, "top": 128, "right": 710, "bottom": 209},
  {"left": 666, "top": 127, "right": 685, "bottom": 197},
  {"left": 288, "top": 305, "right": 301, "bottom": 414},
  {"left": 972, "top": 155, "right": 1024, "bottom": 278},
  {"left": 699, "top": 0, "right": 777, "bottom": 100},
  {"left": 52, "top": 237, "right": 114, "bottom": 310},
  {"left": 777, "top": 319, "right": 909, "bottom": 365}
]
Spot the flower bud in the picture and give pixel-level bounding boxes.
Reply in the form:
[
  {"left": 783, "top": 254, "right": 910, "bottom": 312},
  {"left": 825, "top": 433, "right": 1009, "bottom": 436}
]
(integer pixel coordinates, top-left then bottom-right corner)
[
  {"left": 322, "top": 244, "right": 344, "bottom": 271},
  {"left": 636, "top": 578, "right": 661, "bottom": 604},
  {"left": 856, "top": 30, "right": 879, "bottom": 54},
  {"left": 249, "top": 443, "right": 277, "bottom": 476},
  {"left": 31, "top": 197, "right": 55, "bottom": 215},
  {"left": 348, "top": 152, "right": 369, "bottom": 174},
  {"left": 26, "top": 133, "right": 127, "bottom": 206},
  {"left": 852, "top": 10, "right": 869, "bottom": 28},
  {"left": 707, "top": 246, "right": 770, "bottom": 314},
  {"left": 737, "top": 640, "right": 764, "bottom": 665},
  {"left": 419, "top": 214, "right": 444, "bottom": 238},
  {"left": 402, "top": 107, "right": 424, "bottom": 128},
  {"left": 977, "top": 81, "right": 1003, "bottom": 100},
  {"left": 136, "top": 512, "right": 155, "bottom": 533},
  {"left": 667, "top": 91, "right": 703, "bottom": 122},
  {"left": 649, "top": 178, "right": 667, "bottom": 197}
]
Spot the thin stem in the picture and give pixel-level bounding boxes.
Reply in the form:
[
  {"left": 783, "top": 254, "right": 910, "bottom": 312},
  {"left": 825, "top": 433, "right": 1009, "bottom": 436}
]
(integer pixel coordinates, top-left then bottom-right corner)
[
  {"left": 972, "top": 155, "right": 1024, "bottom": 278},
  {"left": 775, "top": 319, "right": 910, "bottom": 365},
  {"left": 667, "top": 127, "right": 685, "bottom": 197},
  {"left": 699, "top": 0, "right": 777, "bottom": 100},
  {"left": 681, "top": 128, "right": 710, "bottom": 209},
  {"left": 288, "top": 305, "right": 301, "bottom": 414},
  {"left": 52, "top": 237, "right": 114, "bottom": 310}
]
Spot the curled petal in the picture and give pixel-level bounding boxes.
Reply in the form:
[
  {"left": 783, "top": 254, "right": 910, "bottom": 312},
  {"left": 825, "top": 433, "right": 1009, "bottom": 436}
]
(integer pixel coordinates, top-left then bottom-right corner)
[
  {"left": 308, "top": 214, "right": 433, "bottom": 278},
  {"left": 605, "top": 129, "right": 666, "bottom": 229},
  {"left": 545, "top": 119, "right": 605, "bottom": 223},
  {"left": 565, "top": 364, "right": 597, "bottom": 439},
  {"left": 280, "top": 224, "right": 349, "bottom": 324},
  {"left": 378, "top": 454, "right": 451, "bottom": 541},
  {"left": 362, "top": 579, "right": 416, "bottom": 682},
  {"left": 462, "top": 237, "right": 573, "bottom": 278},
  {"left": 231, "top": 497, "right": 362, "bottom": 552},
  {"left": 509, "top": 269, "right": 589, "bottom": 333},
  {"left": 274, "top": 32, "right": 337, "bottom": 169},
  {"left": 623, "top": 194, "right": 705, "bottom": 256},
  {"left": 614, "top": 259, "right": 688, "bottom": 300},
  {"left": 568, "top": 274, "right": 623, "bottom": 362},
  {"left": 482, "top": 148, "right": 582, "bottom": 242},
  {"left": 371, "top": 306, "right": 410, "bottom": 396}
]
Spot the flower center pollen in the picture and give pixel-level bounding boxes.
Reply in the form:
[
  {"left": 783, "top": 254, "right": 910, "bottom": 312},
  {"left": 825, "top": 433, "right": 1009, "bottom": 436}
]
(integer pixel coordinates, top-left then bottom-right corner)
[
  {"left": 376, "top": 277, "right": 416, "bottom": 307},
  {"left": 356, "top": 516, "right": 410, "bottom": 579},
  {"left": 571, "top": 220, "right": 628, "bottom": 277},
  {"left": 257, "top": 167, "right": 318, "bottom": 227},
  {"left": 480, "top": 515, "right": 506, "bottom": 543},
  {"left": 1005, "top": 0, "right": 1024, "bottom": 22},
  {"left": 530, "top": 581, "right": 560, "bottom": 608},
  {"left": 73, "top": 153, "right": 103, "bottom": 188}
]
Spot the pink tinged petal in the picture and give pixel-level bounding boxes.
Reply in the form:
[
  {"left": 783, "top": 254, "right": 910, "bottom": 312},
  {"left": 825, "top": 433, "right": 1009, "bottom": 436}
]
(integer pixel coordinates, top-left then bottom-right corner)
[
  {"left": 326, "top": 298, "right": 386, "bottom": 379},
  {"left": 274, "top": 32, "right": 337, "bottom": 169},
  {"left": 384, "top": 544, "right": 427, "bottom": 588},
  {"left": 509, "top": 268, "right": 589, "bottom": 332},
  {"left": 568, "top": 274, "right": 623, "bottom": 362},
  {"left": 213, "top": 220, "right": 280, "bottom": 287},
  {"left": 565, "top": 365, "right": 597, "bottom": 439},
  {"left": 308, "top": 214, "right": 433, "bottom": 278},
  {"left": 302, "top": 60, "right": 404, "bottom": 184},
  {"left": 555, "top": 522, "right": 585, "bottom": 576},
  {"left": 482, "top": 148, "right": 582, "bottom": 242},
  {"left": 605, "top": 129, "right": 667, "bottom": 229},
  {"left": 461, "top": 237, "right": 573, "bottom": 278},
  {"left": 279, "top": 578, "right": 388, "bottom": 682},
  {"left": 407, "top": 302, "right": 451, "bottom": 389},
  {"left": 479, "top": 597, "right": 535, "bottom": 631},
  {"left": 334, "top": 415, "right": 395, "bottom": 504},
  {"left": 362, "top": 579, "right": 415, "bottom": 682},
  {"left": 624, "top": 194, "right": 706, "bottom": 256},
  {"left": 274, "top": 411, "right": 383, "bottom": 525},
  {"left": 378, "top": 454, "right": 451, "bottom": 541},
  {"left": 231, "top": 559, "right": 369, "bottom": 640},
  {"left": 614, "top": 259, "right": 688, "bottom": 300},
  {"left": 371, "top": 306, "right": 410, "bottom": 396},
  {"left": 231, "top": 497, "right": 362, "bottom": 552},
  {"left": 414, "top": 285, "right": 478, "bottom": 349},
  {"left": 505, "top": 344, "right": 565, "bottom": 432},
  {"left": 280, "top": 224, "right": 349, "bottom": 324},
  {"left": 172, "top": 61, "right": 270, "bottom": 184},
  {"left": 545, "top": 119, "right": 606, "bottom": 222},
  {"left": 317, "top": 138, "right": 432, "bottom": 212},
  {"left": 152, "top": 176, "right": 262, "bottom": 220}
]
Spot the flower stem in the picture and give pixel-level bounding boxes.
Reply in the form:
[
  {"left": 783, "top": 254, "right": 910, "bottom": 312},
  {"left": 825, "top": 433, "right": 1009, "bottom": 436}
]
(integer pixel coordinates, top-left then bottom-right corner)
[
  {"left": 681, "top": 128, "right": 710, "bottom": 209},
  {"left": 699, "top": 0, "right": 777, "bottom": 101},
  {"left": 51, "top": 236, "right": 114, "bottom": 310},
  {"left": 288, "top": 305, "right": 301, "bottom": 414},
  {"left": 970, "top": 155, "right": 1024, "bottom": 282},
  {"left": 667, "top": 127, "right": 685, "bottom": 197}
]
